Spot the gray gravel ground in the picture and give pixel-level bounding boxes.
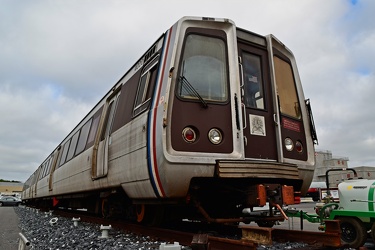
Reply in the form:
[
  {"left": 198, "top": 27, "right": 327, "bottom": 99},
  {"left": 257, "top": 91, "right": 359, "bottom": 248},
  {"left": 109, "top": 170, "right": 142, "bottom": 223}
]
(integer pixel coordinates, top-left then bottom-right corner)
[
  {"left": 15, "top": 206, "right": 187, "bottom": 250},
  {"left": 15, "top": 206, "right": 339, "bottom": 250}
]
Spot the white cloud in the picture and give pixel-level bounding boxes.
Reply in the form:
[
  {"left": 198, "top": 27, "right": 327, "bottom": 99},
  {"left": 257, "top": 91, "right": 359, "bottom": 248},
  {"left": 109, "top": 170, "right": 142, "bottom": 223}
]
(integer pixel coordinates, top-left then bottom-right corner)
[
  {"left": 0, "top": 83, "right": 92, "bottom": 181},
  {"left": 1, "top": 0, "right": 374, "bottom": 181}
]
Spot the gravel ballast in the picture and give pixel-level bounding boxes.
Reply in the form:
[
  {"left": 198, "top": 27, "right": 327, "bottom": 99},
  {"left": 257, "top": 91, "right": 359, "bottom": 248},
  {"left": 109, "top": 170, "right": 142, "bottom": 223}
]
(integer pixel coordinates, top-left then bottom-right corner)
[
  {"left": 15, "top": 206, "right": 184, "bottom": 250},
  {"left": 15, "top": 206, "right": 340, "bottom": 250}
]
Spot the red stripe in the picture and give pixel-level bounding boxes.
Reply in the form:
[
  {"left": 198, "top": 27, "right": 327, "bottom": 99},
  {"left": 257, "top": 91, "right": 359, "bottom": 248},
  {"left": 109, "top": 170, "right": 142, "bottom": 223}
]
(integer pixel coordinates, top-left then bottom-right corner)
[{"left": 151, "top": 28, "right": 173, "bottom": 197}]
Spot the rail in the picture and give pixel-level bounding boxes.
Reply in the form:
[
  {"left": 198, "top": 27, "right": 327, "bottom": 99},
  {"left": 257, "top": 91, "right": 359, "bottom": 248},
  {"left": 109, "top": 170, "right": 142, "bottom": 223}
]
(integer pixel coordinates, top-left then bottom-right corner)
[{"left": 53, "top": 208, "right": 341, "bottom": 249}]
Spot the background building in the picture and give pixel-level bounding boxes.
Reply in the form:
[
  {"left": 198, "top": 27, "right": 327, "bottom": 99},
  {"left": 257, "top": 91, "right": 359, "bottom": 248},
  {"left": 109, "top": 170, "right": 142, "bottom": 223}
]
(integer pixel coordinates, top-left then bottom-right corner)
[
  {"left": 0, "top": 182, "right": 23, "bottom": 197},
  {"left": 312, "top": 150, "right": 375, "bottom": 188}
]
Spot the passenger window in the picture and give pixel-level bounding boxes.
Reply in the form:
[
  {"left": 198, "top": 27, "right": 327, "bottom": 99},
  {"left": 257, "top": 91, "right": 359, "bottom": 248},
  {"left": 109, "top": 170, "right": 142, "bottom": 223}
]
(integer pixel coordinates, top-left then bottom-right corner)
[
  {"left": 42, "top": 159, "right": 49, "bottom": 178},
  {"left": 133, "top": 56, "right": 159, "bottom": 116},
  {"left": 66, "top": 131, "right": 80, "bottom": 161},
  {"left": 134, "top": 73, "right": 149, "bottom": 108},
  {"left": 59, "top": 140, "right": 71, "bottom": 167},
  {"left": 273, "top": 56, "right": 301, "bottom": 119},
  {"left": 45, "top": 155, "right": 53, "bottom": 177},
  {"left": 39, "top": 164, "right": 45, "bottom": 180},
  {"left": 33, "top": 169, "right": 39, "bottom": 183},
  {"left": 102, "top": 100, "right": 115, "bottom": 140},
  {"left": 242, "top": 52, "right": 264, "bottom": 109},
  {"left": 86, "top": 108, "right": 103, "bottom": 149},
  {"left": 75, "top": 119, "right": 92, "bottom": 155}
]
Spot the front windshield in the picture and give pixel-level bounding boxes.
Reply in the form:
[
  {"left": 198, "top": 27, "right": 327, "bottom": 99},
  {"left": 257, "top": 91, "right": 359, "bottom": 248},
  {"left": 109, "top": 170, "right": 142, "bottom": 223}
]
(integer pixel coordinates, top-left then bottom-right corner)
[{"left": 177, "top": 34, "right": 228, "bottom": 102}]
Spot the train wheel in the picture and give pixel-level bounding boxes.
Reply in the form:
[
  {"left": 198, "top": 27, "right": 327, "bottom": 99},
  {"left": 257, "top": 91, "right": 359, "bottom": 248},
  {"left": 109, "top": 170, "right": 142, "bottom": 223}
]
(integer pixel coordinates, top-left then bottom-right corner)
[
  {"left": 135, "top": 205, "right": 165, "bottom": 225},
  {"left": 136, "top": 204, "right": 146, "bottom": 223},
  {"left": 338, "top": 217, "right": 367, "bottom": 248},
  {"left": 256, "top": 221, "right": 275, "bottom": 228},
  {"left": 135, "top": 204, "right": 155, "bottom": 224},
  {"left": 152, "top": 206, "right": 166, "bottom": 225},
  {"left": 370, "top": 222, "right": 375, "bottom": 243},
  {"left": 101, "top": 199, "right": 110, "bottom": 218}
]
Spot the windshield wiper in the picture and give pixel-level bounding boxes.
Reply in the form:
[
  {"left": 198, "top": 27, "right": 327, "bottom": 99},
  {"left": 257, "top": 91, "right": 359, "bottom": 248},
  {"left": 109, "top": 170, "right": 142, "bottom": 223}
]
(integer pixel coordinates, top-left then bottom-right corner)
[{"left": 179, "top": 75, "right": 208, "bottom": 108}]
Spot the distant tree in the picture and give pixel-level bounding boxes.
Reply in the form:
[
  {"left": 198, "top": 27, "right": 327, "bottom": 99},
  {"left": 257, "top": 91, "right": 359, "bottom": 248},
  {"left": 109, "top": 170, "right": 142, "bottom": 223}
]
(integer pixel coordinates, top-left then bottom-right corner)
[{"left": 0, "top": 179, "right": 21, "bottom": 183}]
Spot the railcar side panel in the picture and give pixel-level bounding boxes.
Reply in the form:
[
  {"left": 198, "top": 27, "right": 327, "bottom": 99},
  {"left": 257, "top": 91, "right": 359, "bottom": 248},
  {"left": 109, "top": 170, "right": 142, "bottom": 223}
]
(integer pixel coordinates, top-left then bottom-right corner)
[
  {"left": 109, "top": 114, "right": 156, "bottom": 198},
  {"left": 51, "top": 149, "right": 93, "bottom": 194}
]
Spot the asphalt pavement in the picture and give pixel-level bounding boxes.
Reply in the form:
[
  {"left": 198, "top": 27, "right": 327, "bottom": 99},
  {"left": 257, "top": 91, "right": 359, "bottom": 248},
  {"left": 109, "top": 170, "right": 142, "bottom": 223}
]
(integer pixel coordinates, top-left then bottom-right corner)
[
  {"left": 275, "top": 197, "right": 320, "bottom": 231},
  {"left": 0, "top": 207, "right": 20, "bottom": 249}
]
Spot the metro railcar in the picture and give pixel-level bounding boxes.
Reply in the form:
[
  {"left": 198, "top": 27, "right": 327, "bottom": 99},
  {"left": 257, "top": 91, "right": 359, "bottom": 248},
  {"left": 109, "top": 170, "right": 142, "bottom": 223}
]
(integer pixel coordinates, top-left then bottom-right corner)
[{"left": 22, "top": 16, "right": 317, "bottom": 224}]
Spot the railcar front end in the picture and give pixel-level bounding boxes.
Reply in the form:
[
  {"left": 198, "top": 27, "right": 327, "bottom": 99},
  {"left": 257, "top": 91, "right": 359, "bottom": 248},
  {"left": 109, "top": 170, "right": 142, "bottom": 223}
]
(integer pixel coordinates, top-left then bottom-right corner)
[{"left": 140, "top": 17, "right": 317, "bottom": 223}]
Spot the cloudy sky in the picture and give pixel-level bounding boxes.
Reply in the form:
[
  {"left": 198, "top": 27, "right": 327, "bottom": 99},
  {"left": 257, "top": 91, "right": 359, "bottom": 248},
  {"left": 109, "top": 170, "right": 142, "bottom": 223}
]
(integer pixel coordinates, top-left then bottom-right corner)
[{"left": 1, "top": 0, "right": 374, "bottom": 182}]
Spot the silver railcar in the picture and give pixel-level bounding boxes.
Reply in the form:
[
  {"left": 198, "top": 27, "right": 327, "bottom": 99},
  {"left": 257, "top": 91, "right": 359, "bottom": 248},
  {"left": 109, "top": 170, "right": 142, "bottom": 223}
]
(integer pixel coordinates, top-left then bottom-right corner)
[{"left": 23, "top": 16, "right": 317, "bottom": 224}]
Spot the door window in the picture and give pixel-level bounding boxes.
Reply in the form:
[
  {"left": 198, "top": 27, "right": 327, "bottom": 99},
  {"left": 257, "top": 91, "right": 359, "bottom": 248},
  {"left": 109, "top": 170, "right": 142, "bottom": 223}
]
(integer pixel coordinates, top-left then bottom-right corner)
[{"left": 242, "top": 52, "right": 264, "bottom": 109}]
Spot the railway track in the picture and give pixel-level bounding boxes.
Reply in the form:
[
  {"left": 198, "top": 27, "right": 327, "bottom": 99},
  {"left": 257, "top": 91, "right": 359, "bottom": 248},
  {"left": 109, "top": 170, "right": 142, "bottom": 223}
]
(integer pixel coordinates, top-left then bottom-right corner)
[{"left": 53, "top": 209, "right": 341, "bottom": 250}]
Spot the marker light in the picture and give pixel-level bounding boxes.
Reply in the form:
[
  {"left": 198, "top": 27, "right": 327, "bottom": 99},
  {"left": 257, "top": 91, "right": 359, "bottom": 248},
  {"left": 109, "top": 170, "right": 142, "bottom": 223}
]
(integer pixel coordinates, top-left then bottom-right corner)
[
  {"left": 284, "top": 138, "right": 294, "bottom": 151},
  {"left": 208, "top": 128, "right": 222, "bottom": 145},
  {"left": 295, "top": 141, "right": 303, "bottom": 153},
  {"left": 182, "top": 127, "right": 196, "bottom": 143}
]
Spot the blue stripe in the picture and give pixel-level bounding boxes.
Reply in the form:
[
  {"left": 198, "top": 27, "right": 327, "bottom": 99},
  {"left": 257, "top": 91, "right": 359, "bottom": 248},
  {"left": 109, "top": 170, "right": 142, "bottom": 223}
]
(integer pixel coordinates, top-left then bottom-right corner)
[{"left": 146, "top": 30, "right": 170, "bottom": 198}]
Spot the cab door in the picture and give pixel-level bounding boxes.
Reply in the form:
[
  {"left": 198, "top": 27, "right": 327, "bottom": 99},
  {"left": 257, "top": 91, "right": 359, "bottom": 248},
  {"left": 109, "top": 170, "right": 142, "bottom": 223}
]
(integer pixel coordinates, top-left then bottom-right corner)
[{"left": 238, "top": 42, "right": 277, "bottom": 160}]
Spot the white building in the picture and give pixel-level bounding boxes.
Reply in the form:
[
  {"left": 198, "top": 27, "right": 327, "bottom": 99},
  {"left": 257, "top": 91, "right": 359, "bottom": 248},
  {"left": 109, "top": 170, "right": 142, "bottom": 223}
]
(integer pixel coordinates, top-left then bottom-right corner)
[{"left": 312, "top": 150, "right": 375, "bottom": 188}]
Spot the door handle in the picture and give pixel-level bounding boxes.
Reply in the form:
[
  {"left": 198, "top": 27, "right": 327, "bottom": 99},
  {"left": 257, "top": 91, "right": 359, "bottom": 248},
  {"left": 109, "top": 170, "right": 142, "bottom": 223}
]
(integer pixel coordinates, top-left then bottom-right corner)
[
  {"left": 273, "top": 113, "right": 279, "bottom": 126},
  {"left": 242, "top": 103, "right": 247, "bottom": 129}
]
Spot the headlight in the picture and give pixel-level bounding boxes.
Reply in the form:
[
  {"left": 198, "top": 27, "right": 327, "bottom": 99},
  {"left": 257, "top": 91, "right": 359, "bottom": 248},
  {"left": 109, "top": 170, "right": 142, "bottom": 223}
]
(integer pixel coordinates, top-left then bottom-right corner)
[
  {"left": 284, "top": 138, "right": 294, "bottom": 151},
  {"left": 208, "top": 128, "right": 222, "bottom": 145}
]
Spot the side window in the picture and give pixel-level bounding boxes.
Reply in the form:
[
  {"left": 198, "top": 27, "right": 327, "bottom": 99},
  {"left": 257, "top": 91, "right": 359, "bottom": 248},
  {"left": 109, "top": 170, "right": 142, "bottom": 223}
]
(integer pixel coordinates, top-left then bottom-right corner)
[
  {"left": 59, "top": 140, "right": 71, "bottom": 167},
  {"left": 38, "top": 164, "right": 45, "bottom": 180},
  {"left": 102, "top": 100, "right": 115, "bottom": 140},
  {"left": 100, "top": 91, "right": 121, "bottom": 141},
  {"left": 134, "top": 73, "right": 149, "bottom": 109},
  {"left": 45, "top": 155, "right": 53, "bottom": 177},
  {"left": 66, "top": 131, "right": 80, "bottom": 161},
  {"left": 30, "top": 172, "right": 37, "bottom": 186},
  {"left": 75, "top": 118, "right": 92, "bottom": 155},
  {"left": 41, "top": 159, "right": 50, "bottom": 178},
  {"left": 133, "top": 56, "right": 159, "bottom": 116},
  {"left": 86, "top": 113, "right": 101, "bottom": 148}
]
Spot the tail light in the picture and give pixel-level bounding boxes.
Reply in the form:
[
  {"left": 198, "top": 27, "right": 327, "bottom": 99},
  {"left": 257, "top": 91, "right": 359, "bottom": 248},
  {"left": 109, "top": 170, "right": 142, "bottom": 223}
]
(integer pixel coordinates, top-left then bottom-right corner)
[
  {"left": 295, "top": 140, "right": 303, "bottom": 153},
  {"left": 182, "top": 127, "right": 197, "bottom": 143}
]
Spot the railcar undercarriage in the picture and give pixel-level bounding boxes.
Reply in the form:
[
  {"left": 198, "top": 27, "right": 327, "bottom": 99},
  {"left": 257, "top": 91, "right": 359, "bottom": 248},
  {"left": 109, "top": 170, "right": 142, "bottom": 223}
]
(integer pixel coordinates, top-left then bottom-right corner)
[{"left": 24, "top": 176, "right": 300, "bottom": 227}]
